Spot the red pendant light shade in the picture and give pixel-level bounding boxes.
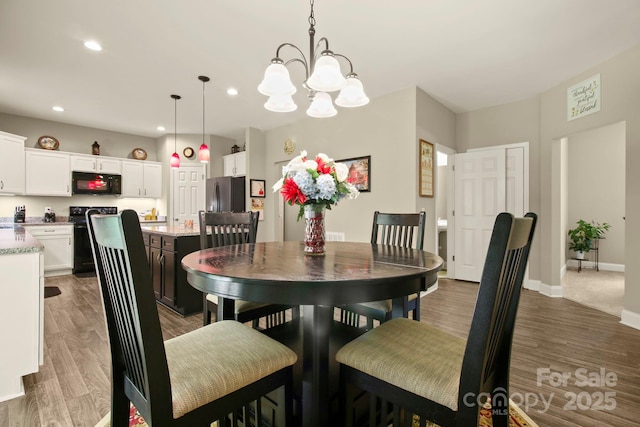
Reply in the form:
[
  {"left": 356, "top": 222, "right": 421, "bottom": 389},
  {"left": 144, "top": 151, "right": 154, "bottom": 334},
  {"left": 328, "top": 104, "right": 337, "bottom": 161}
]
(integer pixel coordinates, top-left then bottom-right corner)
[
  {"left": 198, "top": 75, "right": 210, "bottom": 163},
  {"left": 170, "top": 94, "right": 181, "bottom": 169}
]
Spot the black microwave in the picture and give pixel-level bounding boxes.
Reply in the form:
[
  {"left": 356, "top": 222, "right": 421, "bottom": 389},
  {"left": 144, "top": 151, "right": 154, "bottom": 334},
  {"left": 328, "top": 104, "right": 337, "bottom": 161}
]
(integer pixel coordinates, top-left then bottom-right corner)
[{"left": 72, "top": 172, "right": 122, "bottom": 195}]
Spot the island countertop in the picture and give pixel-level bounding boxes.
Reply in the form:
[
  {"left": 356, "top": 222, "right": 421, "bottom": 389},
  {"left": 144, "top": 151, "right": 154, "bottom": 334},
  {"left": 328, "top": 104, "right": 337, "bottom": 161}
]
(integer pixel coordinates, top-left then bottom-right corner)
[
  {"left": 0, "top": 227, "right": 45, "bottom": 255},
  {"left": 139, "top": 224, "right": 201, "bottom": 237}
]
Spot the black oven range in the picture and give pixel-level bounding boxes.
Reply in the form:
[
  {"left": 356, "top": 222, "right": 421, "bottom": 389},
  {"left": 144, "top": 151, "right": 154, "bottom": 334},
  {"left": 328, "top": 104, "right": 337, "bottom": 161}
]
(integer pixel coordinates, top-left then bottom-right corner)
[{"left": 69, "top": 206, "right": 117, "bottom": 274}]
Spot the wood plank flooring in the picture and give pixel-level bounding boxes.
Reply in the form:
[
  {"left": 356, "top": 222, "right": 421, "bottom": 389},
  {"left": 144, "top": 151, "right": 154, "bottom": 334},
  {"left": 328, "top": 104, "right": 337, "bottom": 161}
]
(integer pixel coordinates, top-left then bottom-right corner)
[{"left": 1, "top": 275, "right": 639, "bottom": 426}]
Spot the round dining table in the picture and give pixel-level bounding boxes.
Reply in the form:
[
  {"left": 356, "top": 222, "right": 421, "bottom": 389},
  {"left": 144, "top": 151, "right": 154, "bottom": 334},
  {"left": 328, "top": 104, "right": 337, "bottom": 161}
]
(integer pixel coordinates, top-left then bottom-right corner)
[{"left": 182, "top": 240, "right": 443, "bottom": 427}]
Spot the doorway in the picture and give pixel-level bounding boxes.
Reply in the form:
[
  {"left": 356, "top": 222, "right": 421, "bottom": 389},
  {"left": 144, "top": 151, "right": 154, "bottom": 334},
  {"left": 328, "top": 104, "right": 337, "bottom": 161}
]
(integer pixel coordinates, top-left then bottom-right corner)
[{"left": 556, "top": 121, "right": 626, "bottom": 317}]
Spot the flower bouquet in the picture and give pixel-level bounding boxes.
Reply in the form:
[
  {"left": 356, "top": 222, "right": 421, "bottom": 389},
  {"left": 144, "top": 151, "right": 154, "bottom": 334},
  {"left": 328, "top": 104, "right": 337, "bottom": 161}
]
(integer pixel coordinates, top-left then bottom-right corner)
[{"left": 273, "top": 150, "right": 359, "bottom": 254}]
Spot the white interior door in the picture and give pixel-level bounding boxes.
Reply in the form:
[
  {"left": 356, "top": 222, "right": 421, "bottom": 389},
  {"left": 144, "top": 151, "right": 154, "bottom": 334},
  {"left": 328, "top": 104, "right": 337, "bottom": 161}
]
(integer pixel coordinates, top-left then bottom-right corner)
[
  {"left": 453, "top": 149, "right": 506, "bottom": 282},
  {"left": 506, "top": 147, "right": 525, "bottom": 216},
  {"left": 172, "top": 165, "right": 205, "bottom": 226}
]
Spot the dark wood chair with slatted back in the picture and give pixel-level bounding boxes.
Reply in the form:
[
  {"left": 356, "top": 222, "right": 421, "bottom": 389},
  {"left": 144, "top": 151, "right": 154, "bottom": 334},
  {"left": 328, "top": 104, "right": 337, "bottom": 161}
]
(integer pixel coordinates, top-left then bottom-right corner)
[
  {"left": 87, "top": 209, "right": 297, "bottom": 427},
  {"left": 337, "top": 212, "right": 537, "bottom": 427},
  {"left": 199, "top": 210, "right": 300, "bottom": 329},
  {"left": 338, "top": 211, "right": 427, "bottom": 329}
]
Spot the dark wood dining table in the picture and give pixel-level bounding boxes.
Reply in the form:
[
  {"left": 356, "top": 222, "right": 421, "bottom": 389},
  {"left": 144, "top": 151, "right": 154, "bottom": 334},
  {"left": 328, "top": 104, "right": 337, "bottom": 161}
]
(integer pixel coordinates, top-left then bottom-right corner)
[{"left": 181, "top": 240, "right": 443, "bottom": 427}]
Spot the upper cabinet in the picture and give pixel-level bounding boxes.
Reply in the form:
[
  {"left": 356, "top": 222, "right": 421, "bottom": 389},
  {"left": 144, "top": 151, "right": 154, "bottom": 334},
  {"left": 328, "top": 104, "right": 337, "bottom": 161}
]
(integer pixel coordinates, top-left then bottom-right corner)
[
  {"left": 25, "top": 149, "right": 71, "bottom": 196},
  {"left": 0, "top": 131, "right": 26, "bottom": 195},
  {"left": 223, "top": 152, "right": 246, "bottom": 177},
  {"left": 70, "top": 154, "right": 122, "bottom": 174},
  {"left": 121, "top": 160, "right": 162, "bottom": 198}
]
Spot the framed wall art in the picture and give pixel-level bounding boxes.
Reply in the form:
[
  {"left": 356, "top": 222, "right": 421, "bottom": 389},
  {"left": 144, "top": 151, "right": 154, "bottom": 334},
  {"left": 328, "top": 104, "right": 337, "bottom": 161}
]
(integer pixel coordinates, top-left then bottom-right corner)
[
  {"left": 250, "top": 179, "right": 266, "bottom": 198},
  {"left": 338, "top": 155, "right": 371, "bottom": 192},
  {"left": 419, "top": 139, "right": 434, "bottom": 197}
]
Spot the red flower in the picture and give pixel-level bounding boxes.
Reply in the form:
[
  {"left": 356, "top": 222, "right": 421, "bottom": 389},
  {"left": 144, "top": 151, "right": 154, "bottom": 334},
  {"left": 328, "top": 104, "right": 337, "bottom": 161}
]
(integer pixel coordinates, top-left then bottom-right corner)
[
  {"left": 315, "top": 156, "right": 332, "bottom": 174},
  {"left": 281, "top": 177, "right": 307, "bottom": 205}
]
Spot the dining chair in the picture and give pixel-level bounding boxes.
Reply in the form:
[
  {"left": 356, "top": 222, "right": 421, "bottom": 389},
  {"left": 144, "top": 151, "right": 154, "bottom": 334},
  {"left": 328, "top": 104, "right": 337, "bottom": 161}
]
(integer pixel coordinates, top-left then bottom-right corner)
[
  {"left": 336, "top": 212, "right": 537, "bottom": 427},
  {"left": 87, "top": 209, "right": 297, "bottom": 427},
  {"left": 199, "top": 210, "right": 300, "bottom": 329},
  {"left": 338, "top": 211, "right": 427, "bottom": 329}
]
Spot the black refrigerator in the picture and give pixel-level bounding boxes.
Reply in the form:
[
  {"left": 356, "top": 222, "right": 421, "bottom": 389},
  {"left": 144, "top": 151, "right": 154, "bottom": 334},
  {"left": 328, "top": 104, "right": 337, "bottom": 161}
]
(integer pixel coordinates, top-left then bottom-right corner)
[{"left": 205, "top": 176, "right": 246, "bottom": 212}]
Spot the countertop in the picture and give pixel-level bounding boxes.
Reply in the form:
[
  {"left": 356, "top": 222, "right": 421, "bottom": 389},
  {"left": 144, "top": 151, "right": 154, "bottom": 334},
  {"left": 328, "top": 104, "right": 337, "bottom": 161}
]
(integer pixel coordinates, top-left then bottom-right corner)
[
  {"left": 0, "top": 226, "right": 45, "bottom": 255},
  {"left": 140, "top": 224, "right": 201, "bottom": 237}
]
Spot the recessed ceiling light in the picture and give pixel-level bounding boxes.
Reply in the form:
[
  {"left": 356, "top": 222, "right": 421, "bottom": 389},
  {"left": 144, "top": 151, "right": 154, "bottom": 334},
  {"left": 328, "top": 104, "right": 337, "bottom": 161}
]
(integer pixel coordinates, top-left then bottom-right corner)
[
  {"left": 52, "top": 106, "right": 64, "bottom": 112},
  {"left": 227, "top": 88, "right": 239, "bottom": 96},
  {"left": 157, "top": 126, "right": 165, "bottom": 131},
  {"left": 84, "top": 40, "right": 103, "bottom": 51}
]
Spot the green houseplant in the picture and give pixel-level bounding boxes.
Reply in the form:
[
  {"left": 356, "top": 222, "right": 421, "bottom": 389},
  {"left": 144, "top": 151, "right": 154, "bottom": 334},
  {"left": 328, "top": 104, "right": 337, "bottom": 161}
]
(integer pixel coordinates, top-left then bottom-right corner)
[{"left": 568, "top": 219, "right": 611, "bottom": 259}]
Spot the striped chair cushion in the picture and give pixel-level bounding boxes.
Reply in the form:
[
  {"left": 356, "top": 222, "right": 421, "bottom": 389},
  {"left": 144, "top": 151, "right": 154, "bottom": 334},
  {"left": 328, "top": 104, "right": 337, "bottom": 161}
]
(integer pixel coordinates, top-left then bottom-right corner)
[
  {"left": 336, "top": 317, "right": 465, "bottom": 410},
  {"left": 165, "top": 320, "right": 297, "bottom": 419}
]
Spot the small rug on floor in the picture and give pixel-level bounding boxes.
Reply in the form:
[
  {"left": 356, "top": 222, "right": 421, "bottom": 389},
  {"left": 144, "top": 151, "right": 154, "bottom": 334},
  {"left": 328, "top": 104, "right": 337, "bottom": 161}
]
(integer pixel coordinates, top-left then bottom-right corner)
[
  {"left": 95, "top": 399, "right": 538, "bottom": 427},
  {"left": 44, "top": 286, "right": 61, "bottom": 298}
]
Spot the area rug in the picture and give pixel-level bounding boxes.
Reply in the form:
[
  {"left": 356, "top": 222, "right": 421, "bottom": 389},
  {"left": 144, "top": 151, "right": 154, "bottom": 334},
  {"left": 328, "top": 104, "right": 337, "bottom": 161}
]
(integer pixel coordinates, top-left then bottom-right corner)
[
  {"left": 44, "top": 286, "right": 61, "bottom": 298},
  {"left": 95, "top": 399, "right": 538, "bottom": 426}
]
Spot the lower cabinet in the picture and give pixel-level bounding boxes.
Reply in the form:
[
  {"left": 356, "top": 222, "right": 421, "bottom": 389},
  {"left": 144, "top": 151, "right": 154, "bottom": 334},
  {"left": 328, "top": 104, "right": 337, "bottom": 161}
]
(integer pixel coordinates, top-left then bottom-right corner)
[
  {"left": 142, "top": 232, "right": 202, "bottom": 315},
  {"left": 24, "top": 225, "right": 73, "bottom": 277}
]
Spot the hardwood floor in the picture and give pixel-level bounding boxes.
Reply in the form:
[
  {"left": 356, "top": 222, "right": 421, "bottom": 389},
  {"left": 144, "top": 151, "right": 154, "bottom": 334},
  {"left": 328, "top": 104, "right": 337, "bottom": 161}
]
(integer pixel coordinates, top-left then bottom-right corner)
[{"left": 1, "top": 275, "right": 639, "bottom": 426}]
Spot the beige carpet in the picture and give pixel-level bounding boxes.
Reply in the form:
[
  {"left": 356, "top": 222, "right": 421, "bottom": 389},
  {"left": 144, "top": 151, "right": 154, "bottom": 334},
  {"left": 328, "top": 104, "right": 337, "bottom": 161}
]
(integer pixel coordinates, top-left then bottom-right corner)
[{"left": 562, "top": 268, "right": 624, "bottom": 317}]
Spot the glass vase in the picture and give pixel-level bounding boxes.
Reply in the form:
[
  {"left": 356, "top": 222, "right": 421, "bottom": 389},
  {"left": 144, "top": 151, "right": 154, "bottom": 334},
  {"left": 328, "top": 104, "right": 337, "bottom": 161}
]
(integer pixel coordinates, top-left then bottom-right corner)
[{"left": 303, "top": 204, "right": 326, "bottom": 255}]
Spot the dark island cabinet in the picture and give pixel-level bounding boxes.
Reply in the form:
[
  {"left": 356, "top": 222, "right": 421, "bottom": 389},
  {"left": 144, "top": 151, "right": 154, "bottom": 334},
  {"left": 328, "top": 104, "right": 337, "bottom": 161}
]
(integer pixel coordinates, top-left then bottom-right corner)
[{"left": 142, "top": 231, "right": 202, "bottom": 316}]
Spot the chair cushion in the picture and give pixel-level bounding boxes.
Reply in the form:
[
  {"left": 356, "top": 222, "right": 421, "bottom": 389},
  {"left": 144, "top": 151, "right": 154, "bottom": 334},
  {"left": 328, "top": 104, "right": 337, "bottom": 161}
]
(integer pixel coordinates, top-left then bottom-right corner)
[
  {"left": 336, "top": 317, "right": 465, "bottom": 411},
  {"left": 206, "top": 293, "right": 272, "bottom": 313},
  {"left": 165, "top": 320, "right": 297, "bottom": 418}
]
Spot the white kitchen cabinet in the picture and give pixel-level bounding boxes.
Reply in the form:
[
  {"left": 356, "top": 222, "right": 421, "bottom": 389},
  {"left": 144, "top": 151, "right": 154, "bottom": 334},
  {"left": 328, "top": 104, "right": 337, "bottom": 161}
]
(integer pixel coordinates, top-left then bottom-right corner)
[
  {"left": 0, "top": 131, "right": 26, "bottom": 195},
  {"left": 24, "top": 225, "right": 74, "bottom": 277},
  {"left": 223, "top": 152, "right": 246, "bottom": 177},
  {"left": 70, "top": 154, "right": 122, "bottom": 174},
  {"left": 0, "top": 249, "right": 43, "bottom": 401},
  {"left": 25, "top": 149, "right": 71, "bottom": 196},
  {"left": 121, "top": 160, "right": 162, "bottom": 198}
]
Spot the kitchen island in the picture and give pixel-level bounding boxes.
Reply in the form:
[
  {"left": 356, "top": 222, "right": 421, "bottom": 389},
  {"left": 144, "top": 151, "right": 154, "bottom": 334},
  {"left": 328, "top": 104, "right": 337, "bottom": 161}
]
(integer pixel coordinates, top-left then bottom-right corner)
[
  {"left": 140, "top": 224, "right": 203, "bottom": 316},
  {"left": 0, "top": 226, "right": 44, "bottom": 402}
]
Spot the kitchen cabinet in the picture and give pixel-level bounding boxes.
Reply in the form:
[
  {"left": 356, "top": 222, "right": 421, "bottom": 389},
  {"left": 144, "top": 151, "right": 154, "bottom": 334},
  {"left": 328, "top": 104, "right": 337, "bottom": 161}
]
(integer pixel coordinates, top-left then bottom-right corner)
[
  {"left": 0, "top": 131, "right": 26, "bottom": 195},
  {"left": 121, "top": 160, "right": 162, "bottom": 198},
  {"left": 70, "top": 154, "right": 122, "bottom": 174},
  {"left": 223, "top": 152, "right": 246, "bottom": 177},
  {"left": 142, "top": 231, "right": 202, "bottom": 315},
  {"left": 25, "top": 149, "right": 71, "bottom": 196},
  {"left": 24, "top": 225, "right": 74, "bottom": 277},
  {"left": 0, "top": 241, "right": 43, "bottom": 401}
]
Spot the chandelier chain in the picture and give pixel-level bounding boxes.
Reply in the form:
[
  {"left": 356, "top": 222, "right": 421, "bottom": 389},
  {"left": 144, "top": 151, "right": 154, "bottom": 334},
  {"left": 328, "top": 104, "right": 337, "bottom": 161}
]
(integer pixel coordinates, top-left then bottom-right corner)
[{"left": 308, "top": 0, "right": 315, "bottom": 27}]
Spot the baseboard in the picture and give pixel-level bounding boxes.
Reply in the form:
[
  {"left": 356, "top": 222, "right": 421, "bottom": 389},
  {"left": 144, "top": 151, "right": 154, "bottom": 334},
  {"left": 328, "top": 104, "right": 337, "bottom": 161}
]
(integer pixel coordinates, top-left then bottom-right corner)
[
  {"left": 524, "top": 279, "right": 540, "bottom": 291},
  {"left": 621, "top": 309, "right": 640, "bottom": 330},
  {"left": 566, "top": 260, "right": 625, "bottom": 272},
  {"left": 538, "top": 282, "right": 563, "bottom": 297}
]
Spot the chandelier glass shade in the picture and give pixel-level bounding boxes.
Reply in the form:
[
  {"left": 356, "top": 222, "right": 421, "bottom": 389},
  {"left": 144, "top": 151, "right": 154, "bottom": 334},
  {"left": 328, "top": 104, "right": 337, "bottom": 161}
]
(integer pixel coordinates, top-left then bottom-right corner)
[
  {"left": 258, "top": 0, "right": 368, "bottom": 118},
  {"left": 170, "top": 94, "right": 181, "bottom": 169},
  {"left": 198, "top": 75, "right": 210, "bottom": 163}
]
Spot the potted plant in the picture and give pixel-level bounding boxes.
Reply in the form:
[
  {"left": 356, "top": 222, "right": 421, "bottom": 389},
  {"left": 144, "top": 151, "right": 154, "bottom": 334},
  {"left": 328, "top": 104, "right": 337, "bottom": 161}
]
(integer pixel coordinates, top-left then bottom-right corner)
[{"left": 568, "top": 219, "right": 611, "bottom": 259}]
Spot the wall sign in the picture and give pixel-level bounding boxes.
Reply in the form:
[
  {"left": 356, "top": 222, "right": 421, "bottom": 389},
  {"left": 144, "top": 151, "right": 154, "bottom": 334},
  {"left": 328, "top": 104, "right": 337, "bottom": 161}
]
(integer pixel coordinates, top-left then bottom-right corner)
[{"left": 567, "top": 74, "right": 600, "bottom": 121}]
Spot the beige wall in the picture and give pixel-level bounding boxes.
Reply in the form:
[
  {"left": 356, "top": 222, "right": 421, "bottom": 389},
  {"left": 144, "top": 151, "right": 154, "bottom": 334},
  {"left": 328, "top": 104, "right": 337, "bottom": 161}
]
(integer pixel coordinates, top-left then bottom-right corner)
[
  {"left": 459, "top": 45, "right": 639, "bottom": 318},
  {"left": 567, "top": 122, "right": 625, "bottom": 265},
  {"left": 456, "top": 97, "right": 542, "bottom": 280},
  {"left": 257, "top": 86, "right": 456, "bottom": 252}
]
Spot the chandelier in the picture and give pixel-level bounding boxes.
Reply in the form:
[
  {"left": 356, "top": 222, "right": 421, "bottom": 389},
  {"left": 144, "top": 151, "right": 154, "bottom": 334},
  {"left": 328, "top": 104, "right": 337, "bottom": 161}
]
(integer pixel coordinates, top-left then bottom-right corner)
[{"left": 257, "top": 0, "right": 369, "bottom": 118}]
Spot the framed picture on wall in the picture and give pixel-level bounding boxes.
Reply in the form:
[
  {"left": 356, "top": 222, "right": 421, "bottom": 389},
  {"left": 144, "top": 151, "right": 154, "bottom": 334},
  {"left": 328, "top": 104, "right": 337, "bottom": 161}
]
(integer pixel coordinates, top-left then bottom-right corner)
[
  {"left": 251, "top": 197, "right": 265, "bottom": 220},
  {"left": 250, "top": 179, "right": 266, "bottom": 198},
  {"left": 419, "top": 139, "right": 434, "bottom": 197},
  {"left": 337, "top": 155, "right": 371, "bottom": 192}
]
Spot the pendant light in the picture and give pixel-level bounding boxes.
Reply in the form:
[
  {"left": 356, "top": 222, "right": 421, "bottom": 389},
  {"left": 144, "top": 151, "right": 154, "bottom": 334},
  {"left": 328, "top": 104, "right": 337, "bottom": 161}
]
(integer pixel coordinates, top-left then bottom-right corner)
[
  {"left": 170, "top": 94, "right": 181, "bottom": 169},
  {"left": 198, "top": 75, "right": 210, "bottom": 163}
]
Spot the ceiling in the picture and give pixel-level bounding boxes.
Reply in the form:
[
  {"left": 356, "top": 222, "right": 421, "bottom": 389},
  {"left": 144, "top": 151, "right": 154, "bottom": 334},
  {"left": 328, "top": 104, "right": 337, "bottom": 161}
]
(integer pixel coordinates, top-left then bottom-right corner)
[{"left": 1, "top": 0, "right": 639, "bottom": 141}]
